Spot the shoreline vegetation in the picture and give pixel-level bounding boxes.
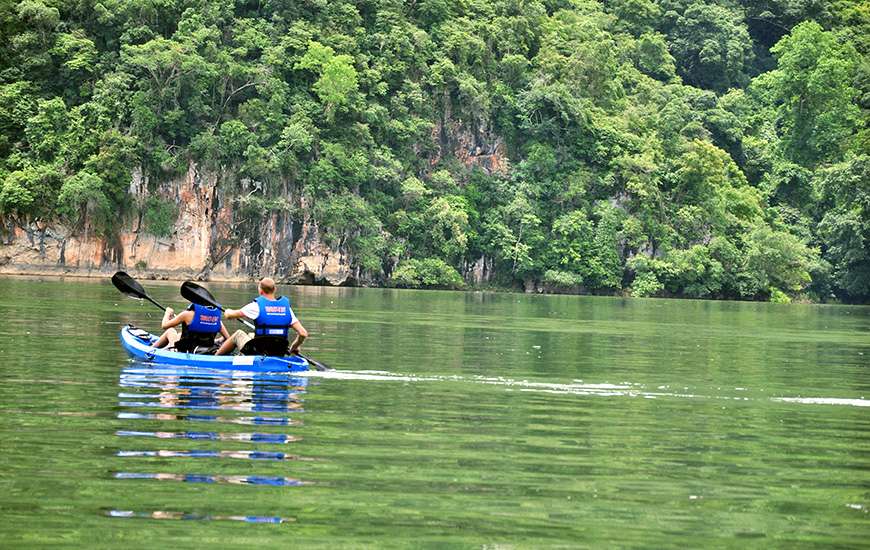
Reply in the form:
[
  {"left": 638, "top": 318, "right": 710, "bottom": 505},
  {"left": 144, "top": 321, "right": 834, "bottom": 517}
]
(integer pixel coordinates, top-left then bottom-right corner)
[
  {"left": 0, "top": 269, "right": 842, "bottom": 305},
  {"left": 0, "top": 1, "right": 867, "bottom": 304}
]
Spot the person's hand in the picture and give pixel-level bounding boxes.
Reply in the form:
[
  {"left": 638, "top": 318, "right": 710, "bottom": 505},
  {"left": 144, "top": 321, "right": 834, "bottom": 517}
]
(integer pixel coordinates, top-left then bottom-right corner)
[{"left": 165, "top": 307, "right": 174, "bottom": 316}]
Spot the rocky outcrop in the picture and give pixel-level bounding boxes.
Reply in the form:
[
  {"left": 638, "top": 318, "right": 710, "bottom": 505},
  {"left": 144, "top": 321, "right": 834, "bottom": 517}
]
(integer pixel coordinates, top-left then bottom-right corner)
[
  {"left": 429, "top": 94, "right": 510, "bottom": 177},
  {"left": 467, "top": 255, "right": 494, "bottom": 285},
  {"left": 288, "top": 219, "right": 353, "bottom": 286},
  {"left": 432, "top": 118, "right": 509, "bottom": 175},
  {"left": 0, "top": 162, "right": 355, "bottom": 284}
]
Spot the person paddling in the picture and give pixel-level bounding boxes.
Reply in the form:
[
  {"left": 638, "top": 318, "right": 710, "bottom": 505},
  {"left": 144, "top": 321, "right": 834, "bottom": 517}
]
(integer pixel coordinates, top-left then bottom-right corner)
[
  {"left": 153, "top": 303, "right": 230, "bottom": 353},
  {"left": 215, "top": 277, "right": 308, "bottom": 356}
]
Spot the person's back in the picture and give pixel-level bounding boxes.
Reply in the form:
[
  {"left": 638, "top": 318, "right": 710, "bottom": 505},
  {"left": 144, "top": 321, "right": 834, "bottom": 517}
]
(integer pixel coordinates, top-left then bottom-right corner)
[
  {"left": 177, "top": 303, "right": 223, "bottom": 352},
  {"left": 154, "top": 303, "right": 229, "bottom": 353},
  {"left": 252, "top": 294, "right": 293, "bottom": 338},
  {"left": 215, "top": 278, "right": 308, "bottom": 356}
]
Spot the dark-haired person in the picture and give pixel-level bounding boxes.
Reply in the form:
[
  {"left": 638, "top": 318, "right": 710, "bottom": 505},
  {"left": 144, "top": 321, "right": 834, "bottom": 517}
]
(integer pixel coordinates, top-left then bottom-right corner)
[
  {"left": 153, "top": 304, "right": 230, "bottom": 353},
  {"left": 215, "top": 277, "right": 308, "bottom": 356}
]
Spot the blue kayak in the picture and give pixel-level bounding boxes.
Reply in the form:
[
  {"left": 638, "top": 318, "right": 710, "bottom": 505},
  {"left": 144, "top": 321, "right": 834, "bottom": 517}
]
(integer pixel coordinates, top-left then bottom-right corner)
[{"left": 119, "top": 325, "right": 309, "bottom": 372}]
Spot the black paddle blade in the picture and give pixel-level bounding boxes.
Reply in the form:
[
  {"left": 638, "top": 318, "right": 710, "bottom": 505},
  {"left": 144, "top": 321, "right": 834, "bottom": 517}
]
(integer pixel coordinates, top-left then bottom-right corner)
[
  {"left": 111, "top": 271, "right": 167, "bottom": 310},
  {"left": 181, "top": 281, "right": 222, "bottom": 310},
  {"left": 112, "top": 271, "right": 146, "bottom": 299}
]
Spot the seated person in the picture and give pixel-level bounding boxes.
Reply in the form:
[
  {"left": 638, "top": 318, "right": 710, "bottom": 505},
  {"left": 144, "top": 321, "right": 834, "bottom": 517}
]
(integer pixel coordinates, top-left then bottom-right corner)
[
  {"left": 153, "top": 303, "right": 229, "bottom": 353},
  {"left": 215, "top": 277, "right": 307, "bottom": 356}
]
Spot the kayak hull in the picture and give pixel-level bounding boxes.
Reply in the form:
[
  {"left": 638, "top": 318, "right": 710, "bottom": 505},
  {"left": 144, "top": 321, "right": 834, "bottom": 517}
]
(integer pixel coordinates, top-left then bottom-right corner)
[{"left": 119, "top": 325, "right": 309, "bottom": 372}]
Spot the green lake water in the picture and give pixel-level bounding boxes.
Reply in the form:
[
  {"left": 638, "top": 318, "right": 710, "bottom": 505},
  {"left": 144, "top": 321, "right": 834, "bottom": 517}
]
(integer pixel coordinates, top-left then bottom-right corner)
[{"left": 0, "top": 276, "right": 867, "bottom": 548}]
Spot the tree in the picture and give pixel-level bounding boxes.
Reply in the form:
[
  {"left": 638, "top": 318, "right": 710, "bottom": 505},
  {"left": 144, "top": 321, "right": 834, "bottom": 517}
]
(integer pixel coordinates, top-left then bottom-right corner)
[
  {"left": 0, "top": 82, "right": 37, "bottom": 156},
  {"left": 816, "top": 155, "right": 870, "bottom": 301},
  {"left": 424, "top": 195, "right": 470, "bottom": 263},
  {"left": 741, "top": 225, "right": 816, "bottom": 298},
  {"left": 609, "top": 0, "right": 661, "bottom": 35},
  {"left": 56, "top": 171, "right": 110, "bottom": 233},
  {"left": 547, "top": 203, "right": 624, "bottom": 291},
  {"left": 768, "top": 21, "right": 861, "bottom": 166},
  {"left": 25, "top": 98, "right": 69, "bottom": 161},
  {"left": 391, "top": 257, "right": 464, "bottom": 289},
  {"left": 0, "top": 163, "right": 62, "bottom": 229},
  {"left": 661, "top": 1, "right": 755, "bottom": 93},
  {"left": 296, "top": 41, "right": 359, "bottom": 119},
  {"left": 549, "top": 209, "right": 594, "bottom": 284},
  {"left": 633, "top": 32, "right": 677, "bottom": 81}
]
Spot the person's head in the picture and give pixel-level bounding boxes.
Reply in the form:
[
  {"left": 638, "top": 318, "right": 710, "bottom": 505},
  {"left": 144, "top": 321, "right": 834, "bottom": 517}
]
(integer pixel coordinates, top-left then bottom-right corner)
[{"left": 258, "top": 277, "right": 277, "bottom": 297}]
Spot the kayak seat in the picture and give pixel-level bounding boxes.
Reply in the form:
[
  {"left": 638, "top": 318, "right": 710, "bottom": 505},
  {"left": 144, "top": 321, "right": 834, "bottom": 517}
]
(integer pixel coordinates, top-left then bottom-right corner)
[
  {"left": 175, "top": 337, "right": 219, "bottom": 355},
  {"left": 241, "top": 336, "right": 289, "bottom": 357}
]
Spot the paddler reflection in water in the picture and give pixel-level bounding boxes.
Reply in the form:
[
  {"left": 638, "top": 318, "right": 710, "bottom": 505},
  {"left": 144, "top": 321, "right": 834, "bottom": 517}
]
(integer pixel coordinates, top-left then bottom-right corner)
[
  {"left": 153, "top": 303, "right": 230, "bottom": 352},
  {"left": 215, "top": 277, "right": 308, "bottom": 356}
]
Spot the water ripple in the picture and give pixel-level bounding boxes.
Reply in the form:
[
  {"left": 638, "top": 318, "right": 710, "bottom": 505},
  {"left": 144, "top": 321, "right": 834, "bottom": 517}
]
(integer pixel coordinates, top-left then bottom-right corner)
[
  {"left": 113, "top": 472, "right": 307, "bottom": 486},
  {"left": 107, "top": 510, "right": 292, "bottom": 523},
  {"left": 116, "top": 412, "right": 301, "bottom": 426},
  {"left": 117, "top": 400, "right": 303, "bottom": 412},
  {"left": 115, "top": 430, "right": 299, "bottom": 443},
  {"left": 116, "top": 449, "right": 306, "bottom": 460},
  {"left": 305, "top": 370, "right": 870, "bottom": 408},
  {"left": 111, "top": 364, "right": 313, "bottom": 521}
]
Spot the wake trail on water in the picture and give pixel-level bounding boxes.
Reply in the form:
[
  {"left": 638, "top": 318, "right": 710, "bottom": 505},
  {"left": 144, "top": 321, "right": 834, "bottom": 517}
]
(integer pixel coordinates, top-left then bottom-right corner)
[{"left": 303, "top": 369, "right": 870, "bottom": 408}]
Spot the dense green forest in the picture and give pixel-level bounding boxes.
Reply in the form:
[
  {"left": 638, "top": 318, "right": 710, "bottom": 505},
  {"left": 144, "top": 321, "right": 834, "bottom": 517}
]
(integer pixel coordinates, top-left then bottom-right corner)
[{"left": 0, "top": 0, "right": 867, "bottom": 302}]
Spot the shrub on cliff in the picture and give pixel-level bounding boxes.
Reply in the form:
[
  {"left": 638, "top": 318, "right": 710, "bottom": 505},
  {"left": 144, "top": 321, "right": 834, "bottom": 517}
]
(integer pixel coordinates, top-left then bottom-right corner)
[
  {"left": 142, "top": 196, "right": 178, "bottom": 239},
  {"left": 390, "top": 258, "right": 465, "bottom": 290}
]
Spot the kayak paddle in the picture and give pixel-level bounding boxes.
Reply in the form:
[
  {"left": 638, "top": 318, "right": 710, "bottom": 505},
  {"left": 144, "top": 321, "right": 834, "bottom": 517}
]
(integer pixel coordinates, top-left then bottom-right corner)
[
  {"left": 180, "top": 280, "right": 331, "bottom": 371},
  {"left": 111, "top": 271, "right": 167, "bottom": 311}
]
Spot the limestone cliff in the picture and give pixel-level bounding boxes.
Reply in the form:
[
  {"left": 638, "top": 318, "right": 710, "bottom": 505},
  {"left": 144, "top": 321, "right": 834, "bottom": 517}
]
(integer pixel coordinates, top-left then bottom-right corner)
[
  {"left": 0, "top": 162, "right": 354, "bottom": 284},
  {"left": 0, "top": 116, "right": 509, "bottom": 285}
]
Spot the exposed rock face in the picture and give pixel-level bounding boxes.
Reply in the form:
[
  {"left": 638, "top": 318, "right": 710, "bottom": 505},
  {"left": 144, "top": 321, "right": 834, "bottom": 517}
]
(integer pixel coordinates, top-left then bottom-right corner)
[
  {"left": 467, "top": 255, "right": 494, "bottom": 286},
  {"left": 126, "top": 163, "right": 215, "bottom": 275},
  {"left": 429, "top": 97, "right": 510, "bottom": 177},
  {"left": 450, "top": 122, "right": 509, "bottom": 175},
  {"left": 0, "top": 162, "right": 354, "bottom": 284},
  {"left": 0, "top": 110, "right": 510, "bottom": 284},
  {"left": 289, "top": 219, "right": 352, "bottom": 286}
]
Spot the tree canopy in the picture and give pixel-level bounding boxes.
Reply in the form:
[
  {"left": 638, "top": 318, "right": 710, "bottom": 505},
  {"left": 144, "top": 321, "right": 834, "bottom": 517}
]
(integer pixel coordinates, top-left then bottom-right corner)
[{"left": 0, "top": 0, "right": 867, "bottom": 302}]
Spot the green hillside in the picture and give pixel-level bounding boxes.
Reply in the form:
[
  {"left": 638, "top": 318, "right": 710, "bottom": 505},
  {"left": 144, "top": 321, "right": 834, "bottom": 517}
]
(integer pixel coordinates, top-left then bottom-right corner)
[{"left": 0, "top": 0, "right": 867, "bottom": 302}]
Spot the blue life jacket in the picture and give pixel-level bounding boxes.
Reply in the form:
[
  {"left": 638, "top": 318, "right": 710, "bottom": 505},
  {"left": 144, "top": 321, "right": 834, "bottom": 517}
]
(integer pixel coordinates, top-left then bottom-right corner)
[
  {"left": 177, "top": 304, "right": 222, "bottom": 352},
  {"left": 254, "top": 296, "right": 293, "bottom": 338},
  {"left": 185, "top": 303, "right": 221, "bottom": 334}
]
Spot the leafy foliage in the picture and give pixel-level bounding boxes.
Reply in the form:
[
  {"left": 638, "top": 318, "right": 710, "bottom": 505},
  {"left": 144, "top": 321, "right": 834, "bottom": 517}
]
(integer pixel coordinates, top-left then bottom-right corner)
[
  {"left": 142, "top": 196, "right": 177, "bottom": 239},
  {"left": 391, "top": 258, "right": 464, "bottom": 289},
  {"left": 0, "top": 0, "right": 866, "bottom": 302}
]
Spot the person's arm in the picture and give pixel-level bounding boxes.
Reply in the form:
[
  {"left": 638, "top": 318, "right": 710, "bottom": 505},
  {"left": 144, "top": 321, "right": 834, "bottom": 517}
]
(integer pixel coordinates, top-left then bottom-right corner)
[
  {"left": 224, "top": 309, "right": 244, "bottom": 320},
  {"left": 289, "top": 320, "right": 308, "bottom": 354},
  {"left": 219, "top": 322, "right": 230, "bottom": 340},
  {"left": 226, "top": 302, "right": 259, "bottom": 322},
  {"left": 161, "top": 308, "right": 190, "bottom": 330}
]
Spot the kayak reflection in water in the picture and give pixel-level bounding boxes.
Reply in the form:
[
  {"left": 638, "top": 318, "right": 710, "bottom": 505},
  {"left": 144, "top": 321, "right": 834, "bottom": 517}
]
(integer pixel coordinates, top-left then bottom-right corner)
[
  {"left": 215, "top": 277, "right": 308, "bottom": 356},
  {"left": 124, "top": 371, "right": 306, "bottom": 412}
]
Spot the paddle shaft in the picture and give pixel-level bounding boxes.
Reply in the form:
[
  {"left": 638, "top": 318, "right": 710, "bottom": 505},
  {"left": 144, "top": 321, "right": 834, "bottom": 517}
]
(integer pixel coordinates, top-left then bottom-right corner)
[
  {"left": 195, "top": 299, "right": 256, "bottom": 331},
  {"left": 141, "top": 295, "right": 167, "bottom": 311}
]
